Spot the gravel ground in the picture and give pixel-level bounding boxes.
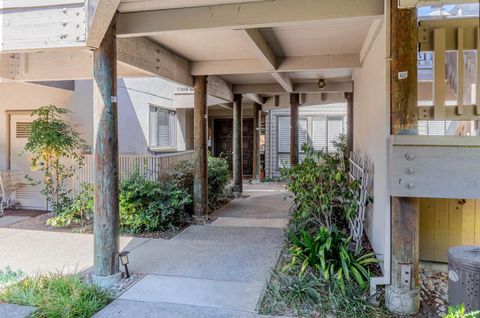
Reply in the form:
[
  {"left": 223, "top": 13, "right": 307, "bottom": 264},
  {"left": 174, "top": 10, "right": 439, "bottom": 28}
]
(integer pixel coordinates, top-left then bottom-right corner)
[{"left": 418, "top": 264, "right": 449, "bottom": 318}]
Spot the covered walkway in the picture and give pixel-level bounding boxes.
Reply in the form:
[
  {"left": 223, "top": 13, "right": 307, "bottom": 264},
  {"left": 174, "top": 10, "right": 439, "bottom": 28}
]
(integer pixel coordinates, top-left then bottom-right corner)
[
  {"left": 0, "top": 183, "right": 291, "bottom": 317},
  {"left": 95, "top": 182, "right": 290, "bottom": 317}
]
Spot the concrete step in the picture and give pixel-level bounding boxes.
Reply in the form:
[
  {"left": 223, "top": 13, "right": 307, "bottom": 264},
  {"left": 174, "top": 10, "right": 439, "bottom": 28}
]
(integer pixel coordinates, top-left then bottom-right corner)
[
  {"left": 0, "top": 304, "right": 36, "bottom": 318},
  {"left": 93, "top": 299, "right": 282, "bottom": 318},
  {"left": 118, "top": 274, "right": 264, "bottom": 312}
]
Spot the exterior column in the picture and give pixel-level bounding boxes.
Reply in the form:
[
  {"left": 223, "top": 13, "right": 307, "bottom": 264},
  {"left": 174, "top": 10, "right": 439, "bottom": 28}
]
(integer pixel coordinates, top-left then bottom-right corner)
[
  {"left": 252, "top": 102, "right": 261, "bottom": 181},
  {"left": 92, "top": 15, "right": 120, "bottom": 287},
  {"left": 345, "top": 92, "right": 354, "bottom": 156},
  {"left": 193, "top": 76, "right": 208, "bottom": 217},
  {"left": 290, "top": 93, "right": 299, "bottom": 166},
  {"left": 233, "top": 94, "right": 243, "bottom": 196},
  {"left": 386, "top": 0, "right": 420, "bottom": 315}
]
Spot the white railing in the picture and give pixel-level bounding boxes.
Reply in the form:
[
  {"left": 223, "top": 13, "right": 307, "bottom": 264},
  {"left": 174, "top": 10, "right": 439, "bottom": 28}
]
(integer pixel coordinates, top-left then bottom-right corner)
[{"left": 71, "top": 151, "right": 194, "bottom": 194}]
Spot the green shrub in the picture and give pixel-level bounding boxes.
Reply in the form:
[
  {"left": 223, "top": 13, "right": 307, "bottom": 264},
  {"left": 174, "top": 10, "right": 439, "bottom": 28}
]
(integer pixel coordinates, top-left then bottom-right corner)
[
  {"left": 119, "top": 172, "right": 191, "bottom": 234},
  {"left": 282, "top": 144, "right": 359, "bottom": 233},
  {"left": 0, "top": 267, "right": 25, "bottom": 289},
  {"left": 260, "top": 269, "right": 390, "bottom": 318},
  {"left": 47, "top": 183, "right": 94, "bottom": 227},
  {"left": 288, "top": 227, "right": 376, "bottom": 289},
  {"left": 0, "top": 274, "right": 111, "bottom": 318},
  {"left": 446, "top": 305, "right": 480, "bottom": 318},
  {"left": 168, "top": 155, "right": 231, "bottom": 210}
]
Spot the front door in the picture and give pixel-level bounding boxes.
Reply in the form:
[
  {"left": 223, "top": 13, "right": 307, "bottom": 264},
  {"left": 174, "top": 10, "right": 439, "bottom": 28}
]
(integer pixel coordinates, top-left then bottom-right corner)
[
  {"left": 9, "top": 114, "right": 47, "bottom": 210},
  {"left": 213, "top": 118, "right": 254, "bottom": 177}
]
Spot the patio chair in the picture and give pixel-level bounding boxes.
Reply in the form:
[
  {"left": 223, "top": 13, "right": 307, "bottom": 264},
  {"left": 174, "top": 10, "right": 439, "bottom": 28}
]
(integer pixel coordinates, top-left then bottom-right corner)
[{"left": 0, "top": 170, "right": 24, "bottom": 217}]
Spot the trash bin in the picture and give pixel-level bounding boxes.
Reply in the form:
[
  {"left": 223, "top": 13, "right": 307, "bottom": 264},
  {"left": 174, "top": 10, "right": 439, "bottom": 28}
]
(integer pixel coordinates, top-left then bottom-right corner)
[{"left": 448, "top": 246, "right": 480, "bottom": 312}]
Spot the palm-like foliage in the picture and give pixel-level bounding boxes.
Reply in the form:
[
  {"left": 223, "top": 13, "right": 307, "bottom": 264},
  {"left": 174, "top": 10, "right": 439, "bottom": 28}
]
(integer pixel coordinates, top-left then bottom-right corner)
[{"left": 288, "top": 227, "right": 377, "bottom": 289}]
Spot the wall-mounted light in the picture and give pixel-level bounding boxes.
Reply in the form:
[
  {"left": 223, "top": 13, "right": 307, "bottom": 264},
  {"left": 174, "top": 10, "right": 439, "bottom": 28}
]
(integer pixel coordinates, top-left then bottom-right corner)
[
  {"left": 317, "top": 79, "right": 326, "bottom": 89},
  {"left": 119, "top": 251, "right": 130, "bottom": 279}
]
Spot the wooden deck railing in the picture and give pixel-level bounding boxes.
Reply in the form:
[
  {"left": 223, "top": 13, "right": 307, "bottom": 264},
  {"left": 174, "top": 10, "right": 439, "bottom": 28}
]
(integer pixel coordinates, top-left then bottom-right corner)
[{"left": 71, "top": 151, "right": 194, "bottom": 194}]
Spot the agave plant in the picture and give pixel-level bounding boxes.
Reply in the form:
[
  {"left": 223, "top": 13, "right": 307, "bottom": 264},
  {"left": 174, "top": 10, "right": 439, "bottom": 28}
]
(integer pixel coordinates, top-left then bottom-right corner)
[{"left": 288, "top": 227, "right": 377, "bottom": 289}]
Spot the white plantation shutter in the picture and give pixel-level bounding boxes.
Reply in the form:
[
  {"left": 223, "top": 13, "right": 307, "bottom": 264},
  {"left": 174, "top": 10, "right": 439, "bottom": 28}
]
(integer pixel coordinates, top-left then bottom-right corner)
[
  {"left": 427, "top": 121, "right": 446, "bottom": 135},
  {"left": 277, "top": 117, "right": 290, "bottom": 153},
  {"left": 149, "top": 106, "right": 176, "bottom": 148},
  {"left": 327, "top": 117, "right": 344, "bottom": 152},
  {"left": 299, "top": 119, "right": 308, "bottom": 152},
  {"left": 312, "top": 117, "right": 327, "bottom": 151},
  {"left": 157, "top": 109, "right": 170, "bottom": 147}
]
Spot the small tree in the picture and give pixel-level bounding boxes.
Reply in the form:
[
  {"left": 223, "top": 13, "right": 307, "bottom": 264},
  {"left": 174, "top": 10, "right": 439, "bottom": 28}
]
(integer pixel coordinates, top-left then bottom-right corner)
[{"left": 23, "top": 105, "right": 87, "bottom": 213}]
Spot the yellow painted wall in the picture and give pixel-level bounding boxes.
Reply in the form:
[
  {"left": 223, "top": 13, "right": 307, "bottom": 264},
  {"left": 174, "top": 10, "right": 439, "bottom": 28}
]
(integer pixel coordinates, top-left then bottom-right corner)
[{"left": 420, "top": 198, "right": 480, "bottom": 263}]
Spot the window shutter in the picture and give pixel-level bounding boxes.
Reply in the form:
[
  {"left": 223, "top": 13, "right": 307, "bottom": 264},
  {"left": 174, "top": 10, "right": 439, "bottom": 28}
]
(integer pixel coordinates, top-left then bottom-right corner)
[
  {"left": 418, "top": 121, "right": 428, "bottom": 135},
  {"left": 299, "top": 119, "right": 308, "bottom": 152},
  {"left": 149, "top": 107, "right": 158, "bottom": 146},
  {"left": 327, "top": 117, "right": 344, "bottom": 152},
  {"left": 157, "top": 109, "right": 170, "bottom": 147},
  {"left": 16, "top": 122, "right": 32, "bottom": 138},
  {"left": 312, "top": 117, "right": 327, "bottom": 152},
  {"left": 427, "top": 121, "right": 446, "bottom": 135},
  {"left": 277, "top": 117, "right": 290, "bottom": 153}
]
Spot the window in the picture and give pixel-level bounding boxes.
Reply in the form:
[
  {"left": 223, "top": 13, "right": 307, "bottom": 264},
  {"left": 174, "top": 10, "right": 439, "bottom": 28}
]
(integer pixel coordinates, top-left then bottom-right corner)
[
  {"left": 149, "top": 106, "right": 176, "bottom": 149},
  {"left": 276, "top": 115, "right": 345, "bottom": 169}
]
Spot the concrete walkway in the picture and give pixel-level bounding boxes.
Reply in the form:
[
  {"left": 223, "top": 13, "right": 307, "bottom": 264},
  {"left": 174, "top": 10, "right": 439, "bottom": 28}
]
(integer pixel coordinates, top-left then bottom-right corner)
[
  {"left": 95, "top": 183, "right": 291, "bottom": 317},
  {"left": 0, "top": 183, "right": 291, "bottom": 317}
]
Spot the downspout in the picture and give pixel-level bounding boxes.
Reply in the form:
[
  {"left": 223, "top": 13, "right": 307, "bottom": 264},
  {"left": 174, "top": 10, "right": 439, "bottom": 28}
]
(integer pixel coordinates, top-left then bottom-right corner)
[{"left": 369, "top": 1, "right": 391, "bottom": 303}]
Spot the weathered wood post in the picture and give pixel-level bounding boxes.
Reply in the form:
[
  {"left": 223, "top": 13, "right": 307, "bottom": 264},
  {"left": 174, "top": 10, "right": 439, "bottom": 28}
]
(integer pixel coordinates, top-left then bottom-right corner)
[
  {"left": 290, "top": 93, "right": 299, "bottom": 166},
  {"left": 193, "top": 75, "right": 208, "bottom": 217},
  {"left": 253, "top": 102, "right": 261, "bottom": 181},
  {"left": 345, "top": 92, "right": 354, "bottom": 156},
  {"left": 233, "top": 94, "right": 243, "bottom": 196},
  {"left": 92, "top": 15, "right": 121, "bottom": 287},
  {"left": 386, "top": 0, "right": 420, "bottom": 315}
]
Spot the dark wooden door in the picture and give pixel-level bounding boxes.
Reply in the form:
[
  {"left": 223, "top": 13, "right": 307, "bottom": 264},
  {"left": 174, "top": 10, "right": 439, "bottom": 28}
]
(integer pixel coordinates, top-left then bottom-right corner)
[{"left": 213, "top": 118, "right": 253, "bottom": 176}]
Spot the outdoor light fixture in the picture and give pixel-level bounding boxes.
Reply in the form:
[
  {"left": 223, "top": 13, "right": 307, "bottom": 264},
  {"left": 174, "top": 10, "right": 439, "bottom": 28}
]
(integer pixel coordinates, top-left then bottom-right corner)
[
  {"left": 119, "top": 251, "right": 130, "bottom": 279},
  {"left": 317, "top": 79, "right": 326, "bottom": 89}
]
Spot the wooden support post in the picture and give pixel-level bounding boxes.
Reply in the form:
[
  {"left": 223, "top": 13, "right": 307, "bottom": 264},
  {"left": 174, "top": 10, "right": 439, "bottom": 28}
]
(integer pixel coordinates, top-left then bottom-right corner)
[
  {"left": 253, "top": 102, "right": 261, "bottom": 181},
  {"left": 92, "top": 15, "right": 121, "bottom": 287},
  {"left": 345, "top": 92, "right": 354, "bottom": 156},
  {"left": 233, "top": 94, "right": 243, "bottom": 196},
  {"left": 193, "top": 75, "right": 208, "bottom": 217},
  {"left": 386, "top": 0, "right": 420, "bottom": 315},
  {"left": 290, "top": 93, "right": 299, "bottom": 166}
]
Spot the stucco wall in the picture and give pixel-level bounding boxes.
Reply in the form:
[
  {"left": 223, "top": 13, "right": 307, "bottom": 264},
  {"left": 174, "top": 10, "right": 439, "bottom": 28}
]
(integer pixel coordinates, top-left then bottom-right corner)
[
  {"left": 0, "top": 77, "right": 193, "bottom": 171},
  {"left": 352, "top": 21, "right": 390, "bottom": 271},
  {"left": 0, "top": 82, "right": 73, "bottom": 169}
]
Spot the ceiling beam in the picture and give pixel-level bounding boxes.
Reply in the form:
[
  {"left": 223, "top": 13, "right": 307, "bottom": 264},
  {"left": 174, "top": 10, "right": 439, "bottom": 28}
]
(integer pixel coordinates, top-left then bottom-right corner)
[
  {"left": 271, "top": 72, "right": 293, "bottom": 93},
  {"left": 86, "top": 0, "right": 121, "bottom": 48},
  {"left": 240, "top": 29, "right": 277, "bottom": 71},
  {"left": 263, "top": 92, "right": 345, "bottom": 110},
  {"left": 244, "top": 93, "right": 264, "bottom": 105},
  {"left": 190, "top": 54, "right": 360, "bottom": 76},
  {"left": 233, "top": 81, "right": 353, "bottom": 94},
  {"left": 118, "top": 0, "right": 268, "bottom": 13},
  {"left": 117, "top": 0, "right": 384, "bottom": 37},
  {"left": 240, "top": 28, "right": 293, "bottom": 92}
]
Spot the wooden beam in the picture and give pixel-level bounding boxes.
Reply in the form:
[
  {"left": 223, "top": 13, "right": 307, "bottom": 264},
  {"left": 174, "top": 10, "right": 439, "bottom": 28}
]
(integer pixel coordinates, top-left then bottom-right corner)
[
  {"left": 241, "top": 29, "right": 277, "bottom": 70},
  {"left": 193, "top": 75, "right": 208, "bottom": 217},
  {"left": 118, "top": 0, "right": 268, "bottom": 12},
  {"left": 0, "top": 2, "right": 86, "bottom": 53},
  {"left": 386, "top": 0, "right": 420, "bottom": 315},
  {"left": 86, "top": 0, "right": 121, "bottom": 48},
  {"left": 191, "top": 54, "right": 360, "bottom": 76},
  {"left": 245, "top": 93, "right": 263, "bottom": 105},
  {"left": 233, "top": 94, "right": 243, "bottom": 195},
  {"left": 92, "top": 15, "right": 120, "bottom": 287},
  {"left": 433, "top": 28, "right": 446, "bottom": 120},
  {"left": 233, "top": 82, "right": 353, "bottom": 94},
  {"left": 418, "top": 18, "right": 479, "bottom": 52},
  {"left": 272, "top": 73, "right": 293, "bottom": 93},
  {"left": 418, "top": 105, "right": 480, "bottom": 121},
  {"left": 117, "top": 0, "right": 384, "bottom": 37},
  {"left": 263, "top": 92, "right": 345, "bottom": 109},
  {"left": 456, "top": 28, "right": 464, "bottom": 115},
  {"left": 207, "top": 75, "right": 233, "bottom": 102},
  {"left": 290, "top": 93, "right": 299, "bottom": 166},
  {"left": 117, "top": 38, "right": 193, "bottom": 87}
]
